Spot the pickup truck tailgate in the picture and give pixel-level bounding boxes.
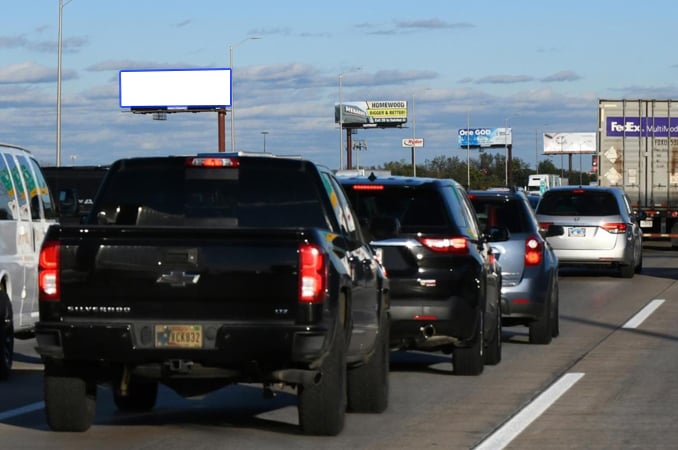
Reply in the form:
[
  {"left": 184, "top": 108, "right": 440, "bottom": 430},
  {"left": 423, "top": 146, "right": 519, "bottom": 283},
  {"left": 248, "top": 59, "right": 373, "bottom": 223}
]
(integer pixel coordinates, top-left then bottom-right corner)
[{"left": 58, "top": 227, "right": 303, "bottom": 321}]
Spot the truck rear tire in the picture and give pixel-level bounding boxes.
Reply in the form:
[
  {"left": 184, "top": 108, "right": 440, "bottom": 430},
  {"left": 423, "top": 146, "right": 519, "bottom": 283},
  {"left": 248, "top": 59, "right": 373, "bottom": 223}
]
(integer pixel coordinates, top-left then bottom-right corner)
[
  {"left": 483, "top": 303, "right": 502, "bottom": 365},
  {"left": 44, "top": 367, "right": 97, "bottom": 432},
  {"left": 529, "top": 295, "right": 553, "bottom": 345},
  {"left": 452, "top": 313, "right": 485, "bottom": 376},
  {"left": 113, "top": 378, "right": 158, "bottom": 412},
  {"left": 347, "top": 311, "right": 389, "bottom": 413},
  {"left": 0, "top": 291, "right": 13, "bottom": 380},
  {"left": 298, "top": 327, "right": 346, "bottom": 435}
]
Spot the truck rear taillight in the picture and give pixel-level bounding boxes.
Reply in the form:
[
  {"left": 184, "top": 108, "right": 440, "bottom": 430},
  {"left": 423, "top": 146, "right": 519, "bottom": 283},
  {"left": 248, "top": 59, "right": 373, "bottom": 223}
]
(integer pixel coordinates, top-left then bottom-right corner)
[
  {"left": 418, "top": 237, "right": 469, "bottom": 254},
  {"left": 186, "top": 156, "right": 240, "bottom": 168},
  {"left": 298, "top": 243, "right": 327, "bottom": 304},
  {"left": 525, "top": 236, "right": 543, "bottom": 266},
  {"left": 39, "top": 240, "right": 60, "bottom": 301}
]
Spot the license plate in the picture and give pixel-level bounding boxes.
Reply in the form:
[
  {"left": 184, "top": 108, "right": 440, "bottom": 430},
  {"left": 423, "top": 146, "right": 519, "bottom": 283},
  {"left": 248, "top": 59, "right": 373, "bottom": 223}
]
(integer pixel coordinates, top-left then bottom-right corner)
[
  {"left": 568, "top": 227, "right": 586, "bottom": 237},
  {"left": 640, "top": 220, "right": 653, "bottom": 228},
  {"left": 155, "top": 324, "right": 203, "bottom": 348}
]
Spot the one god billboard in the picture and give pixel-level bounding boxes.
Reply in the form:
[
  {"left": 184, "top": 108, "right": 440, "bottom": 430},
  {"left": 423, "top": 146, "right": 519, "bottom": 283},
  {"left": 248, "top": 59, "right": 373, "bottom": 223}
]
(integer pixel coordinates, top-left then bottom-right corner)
[{"left": 458, "top": 128, "right": 512, "bottom": 148}]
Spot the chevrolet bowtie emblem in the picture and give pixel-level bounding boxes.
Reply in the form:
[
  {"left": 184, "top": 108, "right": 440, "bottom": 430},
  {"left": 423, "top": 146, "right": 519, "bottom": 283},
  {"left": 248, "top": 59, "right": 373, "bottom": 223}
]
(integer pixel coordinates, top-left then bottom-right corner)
[{"left": 156, "top": 271, "right": 201, "bottom": 287}]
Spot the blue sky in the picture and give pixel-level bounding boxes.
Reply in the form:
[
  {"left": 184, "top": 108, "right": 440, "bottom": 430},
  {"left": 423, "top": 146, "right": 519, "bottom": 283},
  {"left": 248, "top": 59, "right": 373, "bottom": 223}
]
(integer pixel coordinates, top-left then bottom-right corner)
[{"left": 2, "top": 0, "right": 678, "bottom": 171}]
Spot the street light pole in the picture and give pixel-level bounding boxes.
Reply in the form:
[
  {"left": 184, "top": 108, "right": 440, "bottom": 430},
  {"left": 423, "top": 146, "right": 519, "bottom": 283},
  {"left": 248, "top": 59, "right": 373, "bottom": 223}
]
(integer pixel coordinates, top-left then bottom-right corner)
[
  {"left": 504, "top": 117, "right": 510, "bottom": 185},
  {"left": 56, "top": 0, "right": 72, "bottom": 167},
  {"left": 467, "top": 110, "right": 471, "bottom": 188},
  {"left": 261, "top": 131, "right": 268, "bottom": 153},
  {"left": 411, "top": 93, "right": 416, "bottom": 176},
  {"left": 229, "top": 36, "right": 260, "bottom": 153}
]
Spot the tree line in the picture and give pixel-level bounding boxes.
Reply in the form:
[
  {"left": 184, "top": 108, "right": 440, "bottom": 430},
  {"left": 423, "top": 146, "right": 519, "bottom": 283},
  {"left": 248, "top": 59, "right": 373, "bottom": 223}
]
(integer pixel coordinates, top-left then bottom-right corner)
[{"left": 371, "top": 153, "right": 595, "bottom": 190}]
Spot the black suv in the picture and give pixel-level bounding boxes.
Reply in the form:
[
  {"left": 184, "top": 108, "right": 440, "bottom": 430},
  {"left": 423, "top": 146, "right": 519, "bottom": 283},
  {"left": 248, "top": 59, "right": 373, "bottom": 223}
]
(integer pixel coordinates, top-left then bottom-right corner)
[{"left": 338, "top": 174, "right": 502, "bottom": 375}]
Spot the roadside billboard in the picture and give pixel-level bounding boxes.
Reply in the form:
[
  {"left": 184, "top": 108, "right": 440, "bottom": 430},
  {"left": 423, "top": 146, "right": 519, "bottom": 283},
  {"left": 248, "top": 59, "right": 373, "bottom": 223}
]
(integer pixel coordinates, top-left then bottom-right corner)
[
  {"left": 458, "top": 128, "right": 511, "bottom": 148},
  {"left": 335, "top": 100, "right": 408, "bottom": 128},
  {"left": 402, "top": 138, "right": 424, "bottom": 148},
  {"left": 543, "top": 132, "right": 596, "bottom": 154},
  {"left": 119, "top": 68, "right": 231, "bottom": 109}
]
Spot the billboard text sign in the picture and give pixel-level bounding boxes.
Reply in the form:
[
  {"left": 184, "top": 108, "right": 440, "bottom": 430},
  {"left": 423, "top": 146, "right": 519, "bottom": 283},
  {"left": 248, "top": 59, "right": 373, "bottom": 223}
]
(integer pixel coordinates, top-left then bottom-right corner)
[
  {"left": 335, "top": 100, "right": 408, "bottom": 128},
  {"left": 458, "top": 128, "right": 511, "bottom": 148},
  {"left": 605, "top": 117, "right": 678, "bottom": 137},
  {"left": 402, "top": 138, "right": 424, "bottom": 148}
]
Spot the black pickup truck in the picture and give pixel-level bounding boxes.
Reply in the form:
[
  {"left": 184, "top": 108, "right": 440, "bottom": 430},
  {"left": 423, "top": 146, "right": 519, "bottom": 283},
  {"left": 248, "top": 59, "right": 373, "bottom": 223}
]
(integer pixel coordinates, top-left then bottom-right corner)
[{"left": 35, "top": 153, "right": 390, "bottom": 435}]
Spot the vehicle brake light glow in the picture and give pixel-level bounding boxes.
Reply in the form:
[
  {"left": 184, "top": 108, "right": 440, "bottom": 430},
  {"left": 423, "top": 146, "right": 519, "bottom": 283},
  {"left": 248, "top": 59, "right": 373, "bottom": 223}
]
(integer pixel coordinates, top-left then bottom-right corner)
[
  {"left": 418, "top": 237, "right": 469, "bottom": 254},
  {"left": 525, "top": 236, "right": 543, "bottom": 266},
  {"left": 538, "top": 222, "right": 553, "bottom": 233},
  {"left": 572, "top": 189, "right": 585, "bottom": 194},
  {"left": 351, "top": 184, "right": 384, "bottom": 191},
  {"left": 298, "top": 243, "right": 327, "bottom": 304},
  {"left": 601, "top": 222, "right": 627, "bottom": 234},
  {"left": 39, "top": 240, "right": 60, "bottom": 301},
  {"left": 186, "top": 157, "right": 240, "bottom": 168},
  {"left": 413, "top": 315, "right": 438, "bottom": 321}
]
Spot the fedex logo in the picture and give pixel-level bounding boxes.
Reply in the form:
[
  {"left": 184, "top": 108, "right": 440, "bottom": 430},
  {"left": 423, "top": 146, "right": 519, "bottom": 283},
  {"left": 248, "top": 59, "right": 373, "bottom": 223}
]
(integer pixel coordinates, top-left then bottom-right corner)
[
  {"left": 609, "top": 121, "right": 640, "bottom": 133},
  {"left": 606, "top": 116, "right": 677, "bottom": 137}
]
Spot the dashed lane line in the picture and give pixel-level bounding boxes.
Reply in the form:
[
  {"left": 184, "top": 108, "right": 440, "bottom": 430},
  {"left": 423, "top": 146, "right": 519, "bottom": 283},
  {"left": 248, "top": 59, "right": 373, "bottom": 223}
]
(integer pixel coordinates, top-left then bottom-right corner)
[
  {"left": 474, "top": 373, "right": 585, "bottom": 450},
  {"left": 622, "top": 299, "right": 665, "bottom": 329}
]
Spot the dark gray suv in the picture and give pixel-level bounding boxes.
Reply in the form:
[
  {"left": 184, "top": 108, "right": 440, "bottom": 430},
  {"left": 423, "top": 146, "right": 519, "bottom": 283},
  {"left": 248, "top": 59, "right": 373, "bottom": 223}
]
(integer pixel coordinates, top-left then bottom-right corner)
[
  {"left": 469, "top": 188, "right": 560, "bottom": 344},
  {"left": 338, "top": 174, "right": 502, "bottom": 375}
]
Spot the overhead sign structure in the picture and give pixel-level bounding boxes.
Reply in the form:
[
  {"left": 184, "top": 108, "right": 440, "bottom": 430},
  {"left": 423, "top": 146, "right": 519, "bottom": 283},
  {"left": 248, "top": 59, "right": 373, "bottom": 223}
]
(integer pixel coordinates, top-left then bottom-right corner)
[
  {"left": 402, "top": 138, "right": 424, "bottom": 148},
  {"left": 335, "top": 100, "right": 408, "bottom": 128},
  {"left": 119, "top": 68, "right": 232, "bottom": 109},
  {"left": 458, "top": 128, "right": 511, "bottom": 148},
  {"left": 543, "top": 132, "right": 596, "bottom": 154}
]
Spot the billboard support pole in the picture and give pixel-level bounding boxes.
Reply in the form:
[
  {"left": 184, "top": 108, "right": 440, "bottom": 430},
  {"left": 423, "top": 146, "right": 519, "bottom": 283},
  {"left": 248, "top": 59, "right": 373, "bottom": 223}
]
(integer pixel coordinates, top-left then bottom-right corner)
[
  {"left": 346, "top": 128, "right": 353, "bottom": 170},
  {"left": 507, "top": 144, "right": 513, "bottom": 186},
  {"left": 218, "top": 109, "right": 226, "bottom": 152}
]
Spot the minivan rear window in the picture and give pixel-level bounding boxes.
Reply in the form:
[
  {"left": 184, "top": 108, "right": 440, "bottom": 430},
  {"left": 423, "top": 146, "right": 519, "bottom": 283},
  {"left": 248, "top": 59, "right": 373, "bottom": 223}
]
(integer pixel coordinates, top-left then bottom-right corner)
[{"left": 537, "top": 191, "right": 619, "bottom": 216}]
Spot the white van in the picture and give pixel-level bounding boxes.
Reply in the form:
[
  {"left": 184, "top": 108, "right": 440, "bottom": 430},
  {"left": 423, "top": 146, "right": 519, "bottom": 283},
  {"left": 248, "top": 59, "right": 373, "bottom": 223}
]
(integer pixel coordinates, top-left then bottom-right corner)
[{"left": 0, "top": 143, "right": 57, "bottom": 379}]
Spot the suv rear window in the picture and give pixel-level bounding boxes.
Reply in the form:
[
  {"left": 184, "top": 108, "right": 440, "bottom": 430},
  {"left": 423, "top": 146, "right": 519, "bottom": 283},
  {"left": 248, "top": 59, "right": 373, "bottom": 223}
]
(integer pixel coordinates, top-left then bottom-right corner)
[
  {"left": 344, "top": 185, "right": 451, "bottom": 233},
  {"left": 537, "top": 191, "right": 619, "bottom": 216},
  {"left": 470, "top": 198, "right": 531, "bottom": 233}
]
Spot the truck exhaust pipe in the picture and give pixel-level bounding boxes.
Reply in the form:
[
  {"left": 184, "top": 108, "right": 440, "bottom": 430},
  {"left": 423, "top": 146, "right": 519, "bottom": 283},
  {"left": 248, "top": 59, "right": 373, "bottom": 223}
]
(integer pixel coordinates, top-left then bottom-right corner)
[
  {"left": 272, "top": 369, "right": 322, "bottom": 386},
  {"left": 420, "top": 324, "right": 436, "bottom": 340}
]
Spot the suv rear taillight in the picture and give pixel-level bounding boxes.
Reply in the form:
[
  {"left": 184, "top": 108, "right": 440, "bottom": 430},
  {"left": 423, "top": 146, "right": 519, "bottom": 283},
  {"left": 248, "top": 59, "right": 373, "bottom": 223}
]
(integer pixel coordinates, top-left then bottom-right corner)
[
  {"left": 418, "top": 237, "right": 469, "bottom": 254},
  {"left": 525, "top": 235, "right": 543, "bottom": 266},
  {"left": 601, "top": 222, "right": 628, "bottom": 234},
  {"left": 538, "top": 222, "right": 553, "bottom": 233},
  {"left": 39, "top": 240, "right": 60, "bottom": 301},
  {"left": 298, "top": 243, "right": 327, "bottom": 304}
]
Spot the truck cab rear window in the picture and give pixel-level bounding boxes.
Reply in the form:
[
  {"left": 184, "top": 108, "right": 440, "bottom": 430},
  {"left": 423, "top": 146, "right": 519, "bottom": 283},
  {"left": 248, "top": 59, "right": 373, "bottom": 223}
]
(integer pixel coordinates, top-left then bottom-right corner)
[{"left": 92, "top": 162, "right": 329, "bottom": 229}]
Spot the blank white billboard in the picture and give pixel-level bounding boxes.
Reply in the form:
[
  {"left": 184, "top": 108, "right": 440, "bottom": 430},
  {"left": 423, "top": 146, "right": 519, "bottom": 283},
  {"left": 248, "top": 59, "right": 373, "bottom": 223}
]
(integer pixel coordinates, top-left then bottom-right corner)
[
  {"left": 119, "top": 68, "right": 231, "bottom": 108},
  {"left": 543, "top": 132, "right": 596, "bottom": 154}
]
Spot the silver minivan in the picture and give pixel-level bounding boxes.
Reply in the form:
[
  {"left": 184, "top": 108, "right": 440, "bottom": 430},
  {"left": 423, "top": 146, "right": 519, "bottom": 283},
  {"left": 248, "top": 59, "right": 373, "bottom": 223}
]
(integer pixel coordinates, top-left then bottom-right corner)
[
  {"left": 0, "top": 143, "right": 57, "bottom": 379},
  {"left": 536, "top": 185, "right": 643, "bottom": 278}
]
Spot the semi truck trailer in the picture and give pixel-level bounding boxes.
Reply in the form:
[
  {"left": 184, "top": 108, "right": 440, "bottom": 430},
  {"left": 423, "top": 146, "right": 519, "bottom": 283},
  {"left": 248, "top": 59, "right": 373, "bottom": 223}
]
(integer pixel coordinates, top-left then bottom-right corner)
[{"left": 597, "top": 99, "right": 678, "bottom": 242}]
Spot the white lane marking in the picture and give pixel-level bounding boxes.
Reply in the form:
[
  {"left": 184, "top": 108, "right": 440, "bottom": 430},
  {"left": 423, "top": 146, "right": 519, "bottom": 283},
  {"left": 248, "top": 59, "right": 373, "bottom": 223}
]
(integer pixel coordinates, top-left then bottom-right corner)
[
  {"left": 0, "top": 401, "right": 44, "bottom": 421},
  {"left": 474, "top": 372, "right": 585, "bottom": 450},
  {"left": 622, "top": 299, "right": 665, "bottom": 329}
]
